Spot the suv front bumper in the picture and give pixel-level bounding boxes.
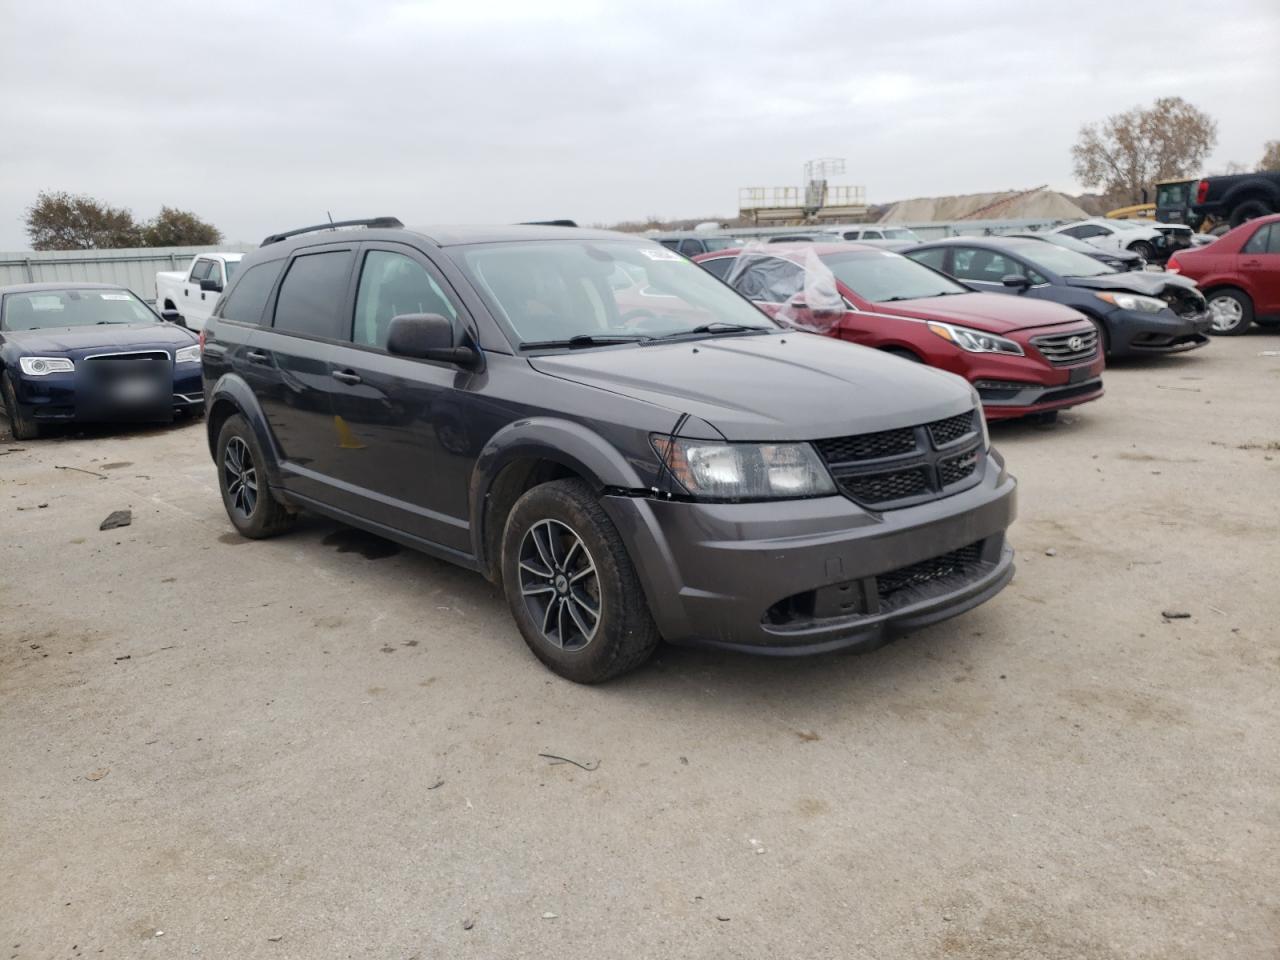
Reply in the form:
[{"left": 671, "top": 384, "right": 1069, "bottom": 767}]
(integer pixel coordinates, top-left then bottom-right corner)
[{"left": 602, "top": 453, "right": 1016, "bottom": 655}]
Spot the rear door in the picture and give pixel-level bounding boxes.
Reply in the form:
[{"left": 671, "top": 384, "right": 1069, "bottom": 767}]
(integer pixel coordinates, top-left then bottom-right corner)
[
  {"left": 1239, "top": 222, "right": 1280, "bottom": 315},
  {"left": 322, "top": 243, "right": 477, "bottom": 552},
  {"left": 253, "top": 244, "right": 358, "bottom": 504}
]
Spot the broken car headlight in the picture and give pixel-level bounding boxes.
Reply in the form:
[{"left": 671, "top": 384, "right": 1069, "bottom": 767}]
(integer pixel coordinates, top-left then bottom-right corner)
[
  {"left": 926, "top": 322, "right": 1024, "bottom": 355},
  {"left": 19, "top": 356, "right": 75, "bottom": 376},
  {"left": 1095, "top": 291, "right": 1166, "bottom": 314},
  {"left": 651, "top": 436, "right": 836, "bottom": 500},
  {"left": 174, "top": 345, "right": 201, "bottom": 363}
]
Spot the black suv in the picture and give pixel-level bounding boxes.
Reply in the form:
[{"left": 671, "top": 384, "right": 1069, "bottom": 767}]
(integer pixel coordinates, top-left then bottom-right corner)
[{"left": 202, "top": 219, "right": 1017, "bottom": 682}]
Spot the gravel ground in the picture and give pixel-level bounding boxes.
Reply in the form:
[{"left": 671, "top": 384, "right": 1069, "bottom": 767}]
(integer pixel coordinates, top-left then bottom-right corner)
[{"left": 2, "top": 335, "right": 1278, "bottom": 959}]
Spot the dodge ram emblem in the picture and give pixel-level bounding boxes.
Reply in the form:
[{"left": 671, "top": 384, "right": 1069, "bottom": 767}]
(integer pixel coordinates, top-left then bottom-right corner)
[{"left": 1068, "top": 335, "right": 1085, "bottom": 352}]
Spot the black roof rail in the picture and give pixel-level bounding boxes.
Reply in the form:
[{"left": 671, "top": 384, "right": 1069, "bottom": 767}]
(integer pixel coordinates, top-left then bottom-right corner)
[
  {"left": 519, "top": 219, "right": 578, "bottom": 228},
  {"left": 260, "top": 216, "right": 404, "bottom": 247}
]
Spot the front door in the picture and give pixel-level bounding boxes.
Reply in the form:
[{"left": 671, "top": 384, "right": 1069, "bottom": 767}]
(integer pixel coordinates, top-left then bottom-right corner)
[
  {"left": 253, "top": 244, "right": 358, "bottom": 505},
  {"left": 322, "top": 244, "right": 479, "bottom": 553}
]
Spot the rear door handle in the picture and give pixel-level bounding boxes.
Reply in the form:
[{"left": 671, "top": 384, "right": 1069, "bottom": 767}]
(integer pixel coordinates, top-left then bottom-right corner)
[
  {"left": 331, "top": 369, "right": 362, "bottom": 385},
  {"left": 246, "top": 350, "right": 270, "bottom": 364}
]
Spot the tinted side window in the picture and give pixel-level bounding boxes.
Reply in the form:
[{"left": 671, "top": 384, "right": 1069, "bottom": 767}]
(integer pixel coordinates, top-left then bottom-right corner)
[
  {"left": 951, "top": 248, "right": 1018, "bottom": 281},
  {"left": 190, "top": 259, "right": 214, "bottom": 281},
  {"left": 677, "top": 239, "right": 703, "bottom": 257},
  {"left": 909, "top": 248, "right": 947, "bottom": 271},
  {"left": 1243, "top": 223, "right": 1272, "bottom": 254},
  {"left": 353, "top": 250, "right": 460, "bottom": 349},
  {"left": 272, "top": 250, "right": 355, "bottom": 339},
  {"left": 658, "top": 240, "right": 680, "bottom": 251},
  {"left": 700, "top": 257, "right": 735, "bottom": 280},
  {"left": 219, "top": 260, "right": 284, "bottom": 325}
]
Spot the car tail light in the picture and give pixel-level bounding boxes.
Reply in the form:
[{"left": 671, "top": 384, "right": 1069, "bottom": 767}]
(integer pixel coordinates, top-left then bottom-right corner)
[
  {"left": 1166, "top": 257, "right": 1181, "bottom": 274},
  {"left": 1195, "top": 180, "right": 1209, "bottom": 204}
]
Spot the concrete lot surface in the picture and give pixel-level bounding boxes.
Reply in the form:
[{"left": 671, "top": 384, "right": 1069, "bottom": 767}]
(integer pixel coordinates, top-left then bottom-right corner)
[{"left": 2, "top": 336, "right": 1278, "bottom": 959}]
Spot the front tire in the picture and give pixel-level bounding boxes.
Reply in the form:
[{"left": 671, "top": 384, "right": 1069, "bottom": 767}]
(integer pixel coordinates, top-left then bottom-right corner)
[
  {"left": 1206, "top": 289, "right": 1254, "bottom": 336},
  {"left": 1128, "top": 240, "right": 1155, "bottom": 261},
  {"left": 501, "top": 478, "right": 659, "bottom": 683},
  {"left": 1, "top": 374, "right": 40, "bottom": 441},
  {"left": 216, "top": 414, "right": 295, "bottom": 538}
]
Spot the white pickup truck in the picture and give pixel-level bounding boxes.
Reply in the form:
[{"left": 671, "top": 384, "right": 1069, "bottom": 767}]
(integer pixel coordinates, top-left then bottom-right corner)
[{"left": 155, "top": 253, "right": 244, "bottom": 331}]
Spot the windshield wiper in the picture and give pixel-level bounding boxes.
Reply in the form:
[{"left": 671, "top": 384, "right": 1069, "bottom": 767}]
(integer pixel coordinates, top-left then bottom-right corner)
[
  {"left": 519, "top": 334, "right": 651, "bottom": 350},
  {"left": 650, "top": 322, "right": 772, "bottom": 340}
]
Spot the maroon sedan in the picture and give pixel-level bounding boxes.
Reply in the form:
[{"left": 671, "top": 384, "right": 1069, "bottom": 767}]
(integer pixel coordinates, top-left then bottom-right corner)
[
  {"left": 1166, "top": 214, "right": 1280, "bottom": 335},
  {"left": 695, "top": 244, "right": 1104, "bottom": 421}
]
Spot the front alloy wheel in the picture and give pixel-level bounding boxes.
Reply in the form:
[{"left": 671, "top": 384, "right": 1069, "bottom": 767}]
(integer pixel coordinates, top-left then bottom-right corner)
[{"left": 518, "top": 519, "right": 601, "bottom": 651}]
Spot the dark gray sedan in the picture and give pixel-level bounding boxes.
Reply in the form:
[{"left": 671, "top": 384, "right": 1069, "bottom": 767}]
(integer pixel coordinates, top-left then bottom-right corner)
[{"left": 905, "top": 237, "right": 1211, "bottom": 357}]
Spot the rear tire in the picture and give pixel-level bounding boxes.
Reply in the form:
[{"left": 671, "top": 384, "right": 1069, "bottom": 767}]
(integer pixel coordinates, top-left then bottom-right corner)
[
  {"left": 1, "top": 374, "right": 40, "bottom": 441},
  {"left": 1206, "top": 288, "right": 1254, "bottom": 336},
  {"left": 215, "top": 414, "right": 295, "bottom": 538},
  {"left": 1229, "top": 200, "right": 1274, "bottom": 228},
  {"left": 501, "top": 478, "right": 659, "bottom": 683}
]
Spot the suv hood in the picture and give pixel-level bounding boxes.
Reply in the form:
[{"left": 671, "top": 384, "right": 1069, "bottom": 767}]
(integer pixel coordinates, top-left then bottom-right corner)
[
  {"left": 874, "top": 292, "right": 1086, "bottom": 334},
  {"left": 0, "top": 322, "right": 196, "bottom": 355},
  {"left": 529, "top": 332, "right": 974, "bottom": 441}
]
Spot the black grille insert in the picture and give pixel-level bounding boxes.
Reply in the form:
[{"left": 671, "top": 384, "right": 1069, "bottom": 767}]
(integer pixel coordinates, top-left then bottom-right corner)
[
  {"left": 877, "top": 542, "right": 984, "bottom": 605},
  {"left": 813, "top": 409, "right": 984, "bottom": 510}
]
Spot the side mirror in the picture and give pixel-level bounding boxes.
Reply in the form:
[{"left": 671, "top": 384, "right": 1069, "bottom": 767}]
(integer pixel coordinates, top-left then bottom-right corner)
[
  {"left": 159, "top": 308, "right": 182, "bottom": 323},
  {"left": 1001, "top": 274, "right": 1030, "bottom": 290},
  {"left": 386, "top": 313, "right": 480, "bottom": 368},
  {"left": 199, "top": 278, "right": 222, "bottom": 293}
]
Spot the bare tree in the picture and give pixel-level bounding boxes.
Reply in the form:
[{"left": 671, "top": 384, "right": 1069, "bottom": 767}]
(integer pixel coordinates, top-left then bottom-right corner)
[
  {"left": 1259, "top": 141, "right": 1280, "bottom": 173},
  {"left": 1072, "top": 97, "right": 1218, "bottom": 205},
  {"left": 24, "top": 190, "right": 141, "bottom": 250},
  {"left": 141, "top": 206, "right": 222, "bottom": 246}
]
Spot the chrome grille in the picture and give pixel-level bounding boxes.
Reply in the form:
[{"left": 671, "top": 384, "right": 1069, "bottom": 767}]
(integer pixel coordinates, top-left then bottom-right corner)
[
  {"left": 813, "top": 409, "right": 985, "bottom": 511},
  {"left": 1031, "top": 329, "right": 1099, "bottom": 365}
]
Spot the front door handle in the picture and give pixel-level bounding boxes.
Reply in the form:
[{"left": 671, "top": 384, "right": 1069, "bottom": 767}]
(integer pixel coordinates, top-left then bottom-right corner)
[
  {"left": 246, "top": 350, "right": 270, "bottom": 364},
  {"left": 331, "top": 369, "right": 362, "bottom": 385}
]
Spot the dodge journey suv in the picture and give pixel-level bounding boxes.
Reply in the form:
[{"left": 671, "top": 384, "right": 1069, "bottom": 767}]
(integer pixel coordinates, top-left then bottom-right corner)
[{"left": 202, "top": 218, "right": 1017, "bottom": 682}]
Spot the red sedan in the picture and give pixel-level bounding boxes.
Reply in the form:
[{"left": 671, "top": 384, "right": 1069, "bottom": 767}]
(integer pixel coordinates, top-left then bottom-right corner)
[
  {"left": 695, "top": 244, "right": 1104, "bottom": 421},
  {"left": 1166, "top": 214, "right": 1280, "bottom": 335}
]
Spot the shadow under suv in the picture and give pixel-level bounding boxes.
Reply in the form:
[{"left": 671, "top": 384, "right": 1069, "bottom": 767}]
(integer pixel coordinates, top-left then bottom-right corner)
[{"left": 201, "top": 218, "right": 1017, "bottom": 682}]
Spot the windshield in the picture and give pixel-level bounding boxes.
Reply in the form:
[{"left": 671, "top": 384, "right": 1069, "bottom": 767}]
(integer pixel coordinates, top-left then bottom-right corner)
[
  {"left": 452, "top": 240, "right": 775, "bottom": 346},
  {"left": 1, "top": 289, "right": 157, "bottom": 330},
  {"left": 881, "top": 228, "right": 918, "bottom": 240},
  {"left": 1001, "top": 239, "right": 1115, "bottom": 277},
  {"left": 1109, "top": 219, "right": 1149, "bottom": 230},
  {"left": 1030, "top": 233, "right": 1119, "bottom": 259},
  {"left": 1156, "top": 183, "right": 1188, "bottom": 206},
  {"left": 821, "top": 250, "right": 968, "bottom": 302},
  {"left": 701, "top": 237, "right": 737, "bottom": 252}
]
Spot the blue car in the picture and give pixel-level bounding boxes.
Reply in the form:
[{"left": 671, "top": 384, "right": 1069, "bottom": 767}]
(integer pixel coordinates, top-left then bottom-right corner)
[{"left": 0, "top": 282, "right": 203, "bottom": 439}]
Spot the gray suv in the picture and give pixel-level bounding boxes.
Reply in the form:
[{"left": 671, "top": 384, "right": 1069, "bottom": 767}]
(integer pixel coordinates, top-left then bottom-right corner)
[{"left": 202, "top": 219, "right": 1017, "bottom": 682}]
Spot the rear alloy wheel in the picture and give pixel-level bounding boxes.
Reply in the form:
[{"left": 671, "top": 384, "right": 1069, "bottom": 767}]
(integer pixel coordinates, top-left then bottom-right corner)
[
  {"left": 1206, "top": 289, "right": 1254, "bottom": 335},
  {"left": 216, "top": 414, "right": 295, "bottom": 538},
  {"left": 502, "top": 478, "right": 659, "bottom": 683}
]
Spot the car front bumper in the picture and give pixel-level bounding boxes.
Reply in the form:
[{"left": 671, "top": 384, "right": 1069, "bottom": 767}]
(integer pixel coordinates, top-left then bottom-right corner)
[
  {"left": 1106, "top": 309, "right": 1212, "bottom": 356},
  {"left": 602, "top": 453, "right": 1017, "bottom": 655},
  {"left": 9, "top": 365, "right": 203, "bottom": 424}
]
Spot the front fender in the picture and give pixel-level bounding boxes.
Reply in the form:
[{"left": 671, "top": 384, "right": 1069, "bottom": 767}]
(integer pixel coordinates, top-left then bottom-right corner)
[
  {"left": 468, "top": 417, "right": 649, "bottom": 573},
  {"left": 205, "top": 372, "right": 285, "bottom": 486}
]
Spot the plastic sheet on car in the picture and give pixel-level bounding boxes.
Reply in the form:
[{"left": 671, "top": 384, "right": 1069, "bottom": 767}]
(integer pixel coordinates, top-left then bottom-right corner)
[{"left": 722, "top": 242, "right": 846, "bottom": 334}]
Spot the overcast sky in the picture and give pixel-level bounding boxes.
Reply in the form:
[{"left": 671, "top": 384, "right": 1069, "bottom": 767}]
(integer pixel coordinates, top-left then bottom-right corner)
[{"left": 1, "top": 0, "right": 1277, "bottom": 248}]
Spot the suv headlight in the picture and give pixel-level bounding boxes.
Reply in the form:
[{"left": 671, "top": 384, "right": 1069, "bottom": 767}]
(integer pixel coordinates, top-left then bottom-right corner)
[
  {"left": 19, "top": 357, "right": 75, "bottom": 376},
  {"left": 926, "top": 321, "right": 1024, "bottom": 355},
  {"left": 1095, "top": 291, "right": 1166, "bottom": 313},
  {"left": 174, "top": 344, "right": 201, "bottom": 363},
  {"left": 651, "top": 436, "right": 836, "bottom": 500}
]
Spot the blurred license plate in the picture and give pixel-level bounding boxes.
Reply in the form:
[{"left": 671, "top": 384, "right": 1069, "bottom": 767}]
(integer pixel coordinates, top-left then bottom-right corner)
[
  {"left": 1068, "top": 366, "right": 1091, "bottom": 384},
  {"left": 112, "top": 377, "right": 159, "bottom": 401}
]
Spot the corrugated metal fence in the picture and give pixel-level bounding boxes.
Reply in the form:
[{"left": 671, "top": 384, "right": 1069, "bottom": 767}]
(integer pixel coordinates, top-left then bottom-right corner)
[{"left": 0, "top": 244, "right": 256, "bottom": 303}]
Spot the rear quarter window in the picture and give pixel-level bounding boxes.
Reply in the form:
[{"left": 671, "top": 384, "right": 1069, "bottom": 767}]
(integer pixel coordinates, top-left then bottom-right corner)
[{"left": 219, "top": 260, "right": 285, "bottom": 325}]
